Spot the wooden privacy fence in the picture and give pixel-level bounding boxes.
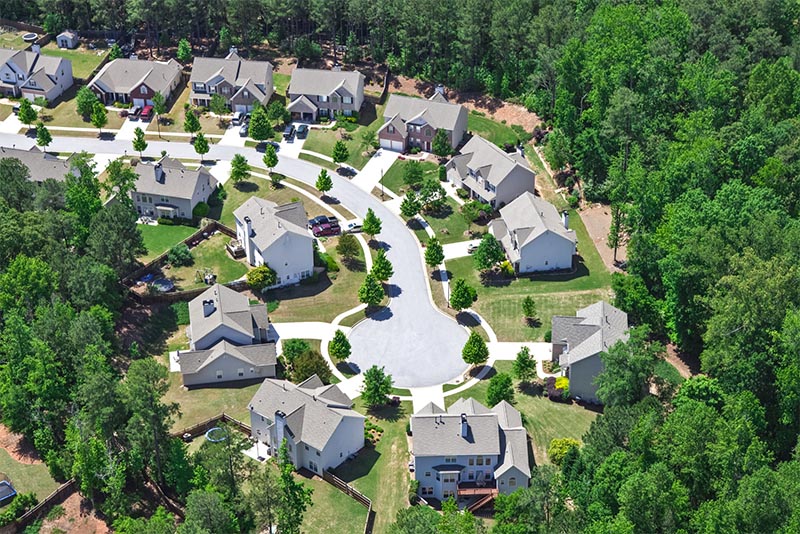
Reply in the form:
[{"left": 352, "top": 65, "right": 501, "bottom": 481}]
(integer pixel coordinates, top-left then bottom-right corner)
[
  {"left": 170, "top": 413, "right": 251, "bottom": 440},
  {"left": 13, "top": 479, "right": 76, "bottom": 531},
  {"left": 322, "top": 470, "right": 375, "bottom": 534}
]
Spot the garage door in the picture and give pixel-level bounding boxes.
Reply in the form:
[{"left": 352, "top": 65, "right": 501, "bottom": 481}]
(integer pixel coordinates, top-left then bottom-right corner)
[
  {"left": 380, "top": 138, "right": 404, "bottom": 152},
  {"left": 380, "top": 138, "right": 392, "bottom": 149},
  {"left": 133, "top": 98, "right": 146, "bottom": 107},
  {"left": 234, "top": 104, "right": 250, "bottom": 113}
]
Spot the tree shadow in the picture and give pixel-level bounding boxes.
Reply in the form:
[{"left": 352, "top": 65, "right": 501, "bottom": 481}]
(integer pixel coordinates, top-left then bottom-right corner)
[
  {"left": 337, "top": 361, "right": 358, "bottom": 376},
  {"left": 358, "top": 101, "right": 378, "bottom": 126},
  {"left": 525, "top": 317, "right": 542, "bottom": 328},
  {"left": 424, "top": 203, "right": 454, "bottom": 220},
  {"left": 365, "top": 306, "right": 393, "bottom": 321},
  {"left": 384, "top": 284, "right": 402, "bottom": 298},
  {"left": 456, "top": 311, "right": 480, "bottom": 328},
  {"left": 367, "top": 402, "right": 406, "bottom": 423},
  {"left": 407, "top": 219, "right": 424, "bottom": 231},
  {"left": 470, "top": 365, "right": 495, "bottom": 380},
  {"left": 333, "top": 443, "right": 381, "bottom": 483},
  {"left": 261, "top": 273, "right": 334, "bottom": 301},
  {"left": 234, "top": 180, "right": 258, "bottom": 193},
  {"left": 98, "top": 132, "right": 116, "bottom": 141},
  {"left": 323, "top": 196, "right": 341, "bottom": 205},
  {"left": 431, "top": 270, "right": 451, "bottom": 282},
  {"left": 342, "top": 257, "right": 366, "bottom": 272}
]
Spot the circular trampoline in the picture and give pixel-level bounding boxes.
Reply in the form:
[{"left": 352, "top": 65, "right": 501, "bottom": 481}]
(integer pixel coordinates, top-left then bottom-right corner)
[{"left": 205, "top": 427, "right": 227, "bottom": 443}]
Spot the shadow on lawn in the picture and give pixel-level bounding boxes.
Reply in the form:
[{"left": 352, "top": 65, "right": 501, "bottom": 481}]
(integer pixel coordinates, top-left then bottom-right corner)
[
  {"left": 333, "top": 444, "right": 381, "bottom": 484},
  {"left": 234, "top": 181, "right": 259, "bottom": 193},
  {"left": 431, "top": 270, "right": 452, "bottom": 282},
  {"left": 256, "top": 273, "right": 334, "bottom": 302},
  {"left": 367, "top": 403, "right": 406, "bottom": 423}
]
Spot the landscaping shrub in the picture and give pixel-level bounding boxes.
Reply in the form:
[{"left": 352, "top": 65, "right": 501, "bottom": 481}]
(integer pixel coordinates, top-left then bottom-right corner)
[
  {"left": 456, "top": 188, "right": 470, "bottom": 200},
  {"left": 192, "top": 201, "right": 209, "bottom": 218},
  {"left": 0, "top": 492, "right": 38, "bottom": 526},
  {"left": 499, "top": 260, "right": 515, "bottom": 277},
  {"left": 247, "top": 265, "right": 277, "bottom": 291},
  {"left": 547, "top": 438, "right": 581, "bottom": 466},
  {"left": 555, "top": 376, "right": 570, "bottom": 398},
  {"left": 409, "top": 147, "right": 421, "bottom": 154},
  {"left": 438, "top": 165, "right": 447, "bottom": 181},
  {"left": 167, "top": 243, "right": 193, "bottom": 267},
  {"left": 171, "top": 301, "right": 190, "bottom": 325},
  {"left": 544, "top": 329, "right": 552, "bottom": 342},
  {"left": 319, "top": 252, "right": 340, "bottom": 273},
  {"left": 545, "top": 376, "right": 565, "bottom": 401},
  {"left": 568, "top": 193, "right": 580, "bottom": 208},
  {"left": 409, "top": 480, "right": 420, "bottom": 504},
  {"left": 157, "top": 217, "right": 175, "bottom": 225}
]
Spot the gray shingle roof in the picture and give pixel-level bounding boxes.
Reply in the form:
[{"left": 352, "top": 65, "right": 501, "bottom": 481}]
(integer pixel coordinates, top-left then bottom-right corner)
[
  {"left": 0, "top": 146, "right": 73, "bottom": 182},
  {"left": 553, "top": 301, "right": 629, "bottom": 366},
  {"left": 89, "top": 58, "right": 181, "bottom": 95},
  {"left": 493, "top": 191, "right": 576, "bottom": 249},
  {"left": 288, "top": 68, "right": 364, "bottom": 97},
  {"left": 133, "top": 156, "right": 217, "bottom": 201},
  {"left": 452, "top": 135, "right": 532, "bottom": 187},
  {"left": 233, "top": 197, "right": 309, "bottom": 251},
  {"left": 178, "top": 340, "right": 276, "bottom": 374},
  {"left": 190, "top": 52, "right": 273, "bottom": 92},
  {"left": 381, "top": 93, "right": 465, "bottom": 134},
  {"left": 188, "top": 284, "right": 266, "bottom": 347},
  {"left": 249, "top": 375, "right": 363, "bottom": 450},
  {"left": 0, "top": 49, "right": 67, "bottom": 90}
]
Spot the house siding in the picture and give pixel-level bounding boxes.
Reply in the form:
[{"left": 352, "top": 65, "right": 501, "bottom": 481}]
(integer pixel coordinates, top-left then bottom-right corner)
[
  {"left": 566, "top": 354, "right": 604, "bottom": 402},
  {"left": 414, "top": 453, "right": 500, "bottom": 501},
  {"left": 496, "top": 466, "right": 528, "bottom": 495},
  {"left": 492, "top": 165, "right": 536, "bottom": 208},
  {"left": 517, "top": 231, "right": 575, "bottom": 273},
  {"left": 133, "top": 193, "right": 193, "bottom": 219},
  {"left": 181, "top": 353, "right": 276, "bottom": 387},
  {"left": 234, "top": 218, "right": 315, "bottom": 288}
]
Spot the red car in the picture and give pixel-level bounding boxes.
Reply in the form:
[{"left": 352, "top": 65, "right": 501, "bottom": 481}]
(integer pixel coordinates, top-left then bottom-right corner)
[
  {"left": 141, "top": 105, "right": 154, "bottom": 121},
  {"left": 312, "top": 223, "right": 341, "bottom": 237}
]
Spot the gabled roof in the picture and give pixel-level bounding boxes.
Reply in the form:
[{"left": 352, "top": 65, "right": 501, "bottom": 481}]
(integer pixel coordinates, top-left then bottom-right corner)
[
  {"left": 233, "top": 197, "right": 310, "bottom": 252},
  {"left": 495, "top": 191, "right": 576, "bottom": 249},
  {"left": 132, "top": 156, "right": 217, "bottom": 201},
  {"left": 0, "top": 49, "right": 66, "bottom": 79},
  {"left": 249, "top": 375, "right": 364, "bottom": 451},
  {"left": 287, "top": 94, "right": 318, "bottom": 113},
  {"left": 21, "top": 68, "right": 56, "bottom": 92},
  {"left": 231, "top": 78, "right": 267, "bottom": 102},
  {"left": 451, "top": 135, "right": 532, "bottom": 187},
  {"left": 89, "top": 58, "right": 181, "bottom": 95},
  {"left": 57, "top": 30, "right": 78, "bottom": 39},
  {"left": 288, "top": 68, "right": 364, "bottom": 97},
  {"left": 0, "top": 146, "right": 73, "bottom": 182},
  {"left": 382, "top": 93, "right": 465, "bottom": 132},
  {"left": 190, "top": 52, "right": 273, "bottom": 94},
  {"left": 412, "top": 398, "right": 503, "bottom": 457},
  {"left": 178, "top": 340, "right": 277, "bottom": 375},
  {"left": 553, "top": 301, "right": 629, "bottom": 366},
  {"left": 188, "top": 284, "right": 268, "bottom": 346}
]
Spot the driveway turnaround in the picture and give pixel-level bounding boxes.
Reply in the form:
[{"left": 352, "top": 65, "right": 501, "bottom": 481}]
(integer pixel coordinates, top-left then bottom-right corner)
[{"left": 0, "top": 132, "right": 470, "bottom": 388}]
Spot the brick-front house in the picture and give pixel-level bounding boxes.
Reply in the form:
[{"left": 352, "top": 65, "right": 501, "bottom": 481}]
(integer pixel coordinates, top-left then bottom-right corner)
[
  {"left": 0, "top": 47, "right": 73, "bottom": 102},
  {"left": 286, "top": 67, "right": 365, "bottom": 122},
  {"left": 377, "top": 90, "right": 467, "bottom": 153},
  {"left": 189, "top": 51, "right": 274, "bottom": 112},
  {"left": 88, "top": 58, "right": 182, "bottom": 106}
]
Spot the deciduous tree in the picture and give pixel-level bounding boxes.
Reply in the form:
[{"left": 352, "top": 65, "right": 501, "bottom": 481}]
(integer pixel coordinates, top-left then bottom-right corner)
[
  {"left": 432, "top": 128, "right": 452, "bottom": 157},
  {"left": 596, "top": 326, "right": 663, "bottom": 406},
  {"left": 449, "top": 277, "right": 476, "bottom": 311},
  {"left": 462, "top": 330, "right": 488, "bottom": 366},
  {"left": 263, "top": 143, "right": 278, "bottom": 175},
  {"left": 316, "top": 168, "right": 333, "bottom": 196},
  {"left": 132, "top": 126, "right": 147, "bottom": 157},
  {"left": 229, "top": 153, "right": 250, "bottom": 183},
  {"left": 76, "top": 85, "right": 99, "bottom": 117},
  {"left": 425, "top": 236, "right": 445, "bottom": 267},
  {"left": 247, "top": 265, "right": 277, "bottom": 291},
  {"left": 91, "top": 102, "right": 108, "bottom": 133},
  {"left": 332, "top": 139, "right": 349, "bottom": 165},
  {"left": 371, "top": 248, "right": 394, "bottom": 281},
  {"left": 336, "top": 233, "right": 359, "bottom": 259},
  {"left": 358, "top": 272, "right": 384, "bottom": 307},
  {"left": 487, "top": 372, "right": 515, "bottom": 405},
  {"left": 362, "top": 208, "right": 382, "bottom": 240},
  {"left": 193, "top": 132, "right": 209, "bottom": 158},
  {"left": 176, "top": 38, "right": 192, "bottom": 63},
  {"left": 400, "top": 191, "right": 420, "bottom": 218},
  {"left": 18, "top": 98, "right": 37, "bottom": 129},
  {"left": 275, "top": 440, "right": 313, "bottom": 534},
  {"left": 512, "top": 346, "right": 536, "bottom": 384},
  {"left": 403, "top": 161, "right": 424, "bottom": 189},
  {"left": 248, "top": 105, "right": 271, "bottom": 142},
  {"left": 328, "top": 329, "right": 351, "bottom": 361},
  {"left": 473, "top": 233, "right": 505, "bottom": 271},
  {"left": 183, "top": 110, "right": 201, "bottom": 136},
  {"left": 362, "top": 365, "right": 393, "bottom": 408}
]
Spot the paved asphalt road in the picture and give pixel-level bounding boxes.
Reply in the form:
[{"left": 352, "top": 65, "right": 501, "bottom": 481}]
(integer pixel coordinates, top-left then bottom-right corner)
[{"left": 0, "top": 133, "right": 469, "bottom": 387}]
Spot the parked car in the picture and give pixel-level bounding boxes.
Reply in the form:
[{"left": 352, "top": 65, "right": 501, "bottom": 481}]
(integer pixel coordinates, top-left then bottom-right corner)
[
  {"left": 283, "top": 124, "right": 296, "bottom": 140},
  {"left": 232, "top": 111, "right": 244, "bottom": 125},
  {"left": 467, "top": 243, "right": 479, "bottom": 254},
  {"left": 308, "top": 215, "right": 338, "bottom": 228},
  {"left": 296, "top": 124, "right": 309, "bottom": 139},
  {"left": 129, "top": 106, "right": 142, "bottom": 120},
  {"left": 12, "top": 104, "right": 20, "bottom": 115},
  {"left": 345, "top": 221, "right": 362, "bottom": 233},
  {"left": 239, "top": 122, "right": 249, "bottom": 137},
  {"left": 141, "top": 105, "right": 154, "bottom": 121},
  {"left": 312, "top": 223, "right": 341, "bottom": 237}
]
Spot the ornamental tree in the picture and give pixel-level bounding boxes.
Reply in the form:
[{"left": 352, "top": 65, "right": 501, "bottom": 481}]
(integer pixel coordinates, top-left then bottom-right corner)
[
  {"left": 132, "top": 127, "right": 148, "bottom": 157},
  {"left": 248, "top": 105, "right": 271, "bottom": 142},
  {"left": 473, "top": 233, "right": 505, "bottom": 271},
  {"left": 210, "top": 93, "right": 229, "bottom": 117},
  {"left": 400, "top": 191, "right": 420, "bottom": 218},
  {"left": 449, "top": 277, "right": 476, "bottom": 311},
  {"left": 328, "top": 329, "right": 351, "bottom": 361},
  {"left": 247, "top": 265, "right": 277, "bottom": 292},
  {"left": 358, "top": 272, "right": 384, "bottom": 307},
  {"left": 229, "top": 154, "right": 250, "bottom": 184},
  {"left": 432, "top": 128, "right": 452, "bottom": 157},
  {"left": 371, "top": 248, "right": 394, "bottom": 281},
  {"left": 18, "top": 98, "right": 37, "bottom": 128},
  {"left": 316, "top": 169, "right": 333, "bottom": 196},
  {"left": 336, "top": 233, "right": 359, "bottom": 260},
  {"left": 425, "top": 237, "right": 445, "bottom": 267},
  {"left": 76, "top": 86, "right": 99, "bottom": 117},
  {"left": 152, "top": 92, "right": 166, "bottom": 136},
  {"left": 362, "top": 208, "right": 382, "bottom": 240},
  {"left": 263, "top": 143, "right": 278, "bottom": 174},
  {"left": 90, "top": 102, "right": 108, "bottom": 133},
  {"left": 487, "top": 372, "right": 515, "bottom": 406},
  {"left": 462, "top": 331, "right": 489, "bottom": 366},
  {"left": 183, "top": 110, "right": 201, "bottom": 136},
  {"left": 35, "top": 122, "right": 52, "bottom": 149},
  {"left": 512, "top": 346, "right": 536, "bottom": 384},
  {"left": 193, "top": 133, "right": 210, "bottom": 159},
  {"left": 522, "top": 296, "right": 538, "bottom": 325},
  {"left": 177, "top": 38, "right": 192, "bottom": 63},
  {"left": 332, "top": 140, "right": 349, "bottom": 165},
  {"left": 403, "top": 161, "right": 424, "bottom": 189},
  {"left": 361, "top": 365, "right": 393, "bottom": 408}
]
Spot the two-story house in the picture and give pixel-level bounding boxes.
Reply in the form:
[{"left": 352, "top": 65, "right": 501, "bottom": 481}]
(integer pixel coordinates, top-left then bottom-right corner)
[
  {"left": 0, "top": 46, "right": 73, "bottom": 102},
  {"left": 177, "top": 283, "right": 276, "bottom": 387},
  {"left": 552, "top": 301, "right": 629, "bottom": 403},
  {"left": 286, "top": 67, "right": 365, "bottom": 121},
  {"left": 411, "top": 398, "right": 530, "bottom": 507},
  {"left": 0, "top": 146, "right": 76, "bottom": 183},
  {"left": 249, "top": 374, "right": 365, "bottom": 474},
  {"left": 378, "top": 90, "right": 467, "bottom": 153},
  {"left": 88, "top": 58, "right": 182, "bottom": 106},
  {"left": 447, "top": 135, "right": 535, "bottom": 208},
  {"left": 489, "top": 191, "right": 576, "bottom": 273},
  {"left": 189, "top": 51, "right": 274, "bottom": 112},
  {"left": 131, "top": 157, "right": 217, "bottom": 219},
  {"left": 233, "top": 197, "right": 314, "bottom": 287}
]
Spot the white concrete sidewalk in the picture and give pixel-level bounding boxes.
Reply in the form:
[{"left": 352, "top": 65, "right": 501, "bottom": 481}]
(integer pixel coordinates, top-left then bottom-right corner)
[
  {"left": 410, "top": 385, "right": 445, "bottom": 413},
  {"left": 271, "top": 321, "right": 351, "bottom": 340},
  {"left": 168, "top": 351, "right": 181, "bottom": 372},
  {"left": 219, "top": 125, "right": 246, "bottom": 147},
  {"left": 352, "top": 149, "right": 400, "bottom": 196},
  {"left": 443, "top": 239, "right": 481, "bottom": 260},
  {"left": 208, "top": 159, "right": 232, "bottom": 186},
  {"left": 337, "top": 374, "right": 365, "bottom": 400},
  {"left": 0, "top": 113, "right": 22, "bottom": 134},
  {"left": 116, "top": 118, "right": 147, "bottom": 141},
  {"left": 91, "top": 153, "right": 120, "bottom": 175}
]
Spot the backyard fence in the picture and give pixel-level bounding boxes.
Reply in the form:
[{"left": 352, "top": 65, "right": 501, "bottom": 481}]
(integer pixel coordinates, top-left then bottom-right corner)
[
  {"left": 322, "top": 470, "right": 375, "bottom": 534},
  {"left": 0, "top": 19, "right": 45, "bottom": 34},
  {"left": 170, "top": 412, "right": 251, "bottom": 441},
  {"left": 13, "top": 479, "right": 76, "bottom": 531}
]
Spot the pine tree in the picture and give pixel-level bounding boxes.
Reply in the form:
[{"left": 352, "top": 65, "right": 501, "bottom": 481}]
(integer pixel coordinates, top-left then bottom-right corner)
[
  {"left": 328, "top": 329, "right": 351, "bottom": 361},
  {"left": 358, "top": 273, "right": 384, "bottom": 307},
  {"left": 462, "top": 331, "right": 489, "bottom": 366},
  {"left": 371, "top": 248, "right": 394, "bottom": 281}
]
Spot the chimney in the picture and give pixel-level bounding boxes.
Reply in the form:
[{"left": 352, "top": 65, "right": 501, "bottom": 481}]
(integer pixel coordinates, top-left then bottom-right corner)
[
  {"left": 460, "top": 414, "right": 468, "bottom": 438},
  {"left": 229, "top": 46, "right": 238, "bottom": 56},
  {"left": 332, "top": 63, "right": 342, "bottom": 72},
  {"left": 129, "top": 54, "right": 138, "bottom": 60},
  {"left": 243, "top": 215, "right": 254, "bottom": 265},
  {"left": 202, "top": 299, "right": 216, "bottom": 317},
  {"left": 561, "top": 210, "right": 569, "bottom": 229},
  {"left": 435, "top": 84, "right": 445, "bottom": 96},
  {"left": 155, "top": 163, "right": 163, "bottom": 182},
  {"left": 31, "top": 44, "right": 41, "bottom": 54}
]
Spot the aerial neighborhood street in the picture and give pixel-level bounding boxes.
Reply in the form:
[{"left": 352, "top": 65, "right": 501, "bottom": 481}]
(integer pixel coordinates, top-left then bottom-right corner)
[{"left": 2, "top": 3, "right": 790, "bottom": 532}]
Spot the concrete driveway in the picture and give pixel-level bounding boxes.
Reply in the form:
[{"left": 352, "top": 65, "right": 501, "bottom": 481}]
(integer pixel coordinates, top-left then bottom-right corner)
[
  {"left": 0, "top": 131, "right": 471, "bottom": 388},
  {"left": 443, "top": 239, "right": 481, "bottom": 260}
]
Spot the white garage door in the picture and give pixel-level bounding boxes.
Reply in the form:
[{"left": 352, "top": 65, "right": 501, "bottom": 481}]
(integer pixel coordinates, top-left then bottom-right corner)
[
  {"left": 380, "top": 138, "right": 392, "bottom": 149},
  {"left": 380, "top": 138, "right": 404, "bottom": 151},
  {"left": 133, "top": 98, "right": 146, "bottom": 107},
  {"left": 234, "top": 104, "right": 250, "bottom": 113}
]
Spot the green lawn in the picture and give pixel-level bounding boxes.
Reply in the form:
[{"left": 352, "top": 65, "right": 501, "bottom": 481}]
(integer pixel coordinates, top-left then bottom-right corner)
[
  {"left": 467, "top": 112, "right": 522, "bottom": 147},
  {"left": 273, "top": 73, "right": 290, "bottom": 96},
  {"left": 138, "top": 223, "right": 197, "bottom": 262},
  {"left": 332, "top": 401, "right": 412, "bottom": 534},
  {"left": 40, "top": 43, "right": 108, "bottom": 79},
  {"left": 411, "top": 197, "right": 487, "bottom": 245},
  {"left": 217, "top": 178, "right": 333, "bottom": 228},
  {"left": 301, "top": 103, "right": 385, "bottom": 170},
  {"left": 444, "top": 209, "right": 612, "bottom": 340},
  {"left": 298, "top": 152, "right": 338, "bottom": 171},
  {"left": 39, "top": 85, "right": 125, "bottom": 129},
  {"left": 0, "top": 105, "right": 11, "bottom": 121},
  {"left": 301, "top": 474, "right": 368, "bottom": 534},
  {"left": 381, "top": 159, "right": 439, "bottom": 196},
  {"left": 164, "top": 232, "right": 249, "bottom": 291},
  {"left": 157, "top": 84, "right": 228, "bottom": 135},
  {"left": 0, "top": 447, "right": 59, "bottom": 503},
  {"left": 0, "top": 30, "right": 28, "bottom": 50},
  {"left": 446, "top": 361, "right": 598, "bottom": 465}
]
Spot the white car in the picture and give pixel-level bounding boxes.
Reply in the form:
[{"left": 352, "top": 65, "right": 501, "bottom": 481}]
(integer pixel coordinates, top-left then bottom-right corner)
[{"left": 345, "top": 221, "right": 363, "bottom": 233}]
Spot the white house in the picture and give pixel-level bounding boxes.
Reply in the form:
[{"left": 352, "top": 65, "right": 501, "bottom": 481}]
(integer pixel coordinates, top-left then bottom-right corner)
[
  {"left": 0, "top": 47, "right": 73, "bottom": 102},
  {"left": 249, "top": 375, "right": 365, "bottom": 474},
  {"left": 489, "top": 191, "right": 576, "bottom": 273},
  {"left": 187, "top": 283, "right": 272, "bottom": 351},
  {"left": 411, "top": 398, "right": 530, "bottom": 507},
  {"left": 552, "top": 301, "right": 629, "bottom": 403},
  {"left": 176, "top": 340, "right": 276, "bottom": 388},
  {"left": 233, "top": 197, "right": 314, "bottom": 287}
]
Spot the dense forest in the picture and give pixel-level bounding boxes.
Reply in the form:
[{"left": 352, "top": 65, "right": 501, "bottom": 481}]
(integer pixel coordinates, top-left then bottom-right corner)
[{"left": 3, "top": 0, "right": 800, "bottom": 532}]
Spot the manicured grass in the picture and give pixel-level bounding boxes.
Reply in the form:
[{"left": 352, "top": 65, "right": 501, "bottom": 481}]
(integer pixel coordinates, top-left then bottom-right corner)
[
  {"left": 332, "top": 401, "right": 412, "bottom": 534},
  {"left": 412, "top": 197, "right": 486, "bottom": 245},
  {"left": 0, "top": 447, "right": 59, "bottom": 502},
  {"left": 157, "top": 85, "right": 228, "bottom": 135},
  {"left": 381, "top": 159, "right": 440, "bottom": 196},
  {"left": 39, "top": 85, "right": 125, "bottom": 129},
  {"left": 40, "top": 43, "right": 108, "bottom": 79},
  {"left": 138, "top": 223, "right": 197, "bottom": 262},
  {"left": 467, "top": 112, "right": 521, "bottom": 147},
  {"left": 301, "top": 474, "right": 368, "bottom": 534},
  {"left": 655, "top": 360, "right": 685, "bottom": 387},
  {"left": 298, "top": 152, "right": 338, "bottom": 171},
  {"left": 0, "top": 30, "right": 28, "bottom": 50},
  {"left": 273, "top": 73, "right": 290, "bottom": 96},
  {"left": 217, "top": 178, "right": 333, "bottom": 228},
  {"left": 164, "top": 233, "right": 249, "bottom": 291},
  {"left": 301, "top": 103, "right": 385, "bottom": 170},
  {"left": 0, "top": 105, "right": 11, "bottom": 121},
  {"left": 267, "top": 236, "right": 368, "bottom": 323},
  {"left": 445, "top": 361, "right": 598, "bottom": 465}
]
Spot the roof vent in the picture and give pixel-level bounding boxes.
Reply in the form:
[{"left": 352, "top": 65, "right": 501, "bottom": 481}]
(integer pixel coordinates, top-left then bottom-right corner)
[
  {"left": 129, "top": 54, "right": 138, "bottom": 60},
  {"left": 332, "top": 63, "right": 342, "bottom": 72},
  {"left": 435, "top": 84, "right": 445, "bottom": 95}
]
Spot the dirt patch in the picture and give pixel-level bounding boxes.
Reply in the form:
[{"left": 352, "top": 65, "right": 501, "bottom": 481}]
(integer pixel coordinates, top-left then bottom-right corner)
[
  {"left": 0, "top": 424, "right": 42, "bottom": 465},
  {"left": 579, "top": 203, "right": 626, "bottom": 274},
  {"left": 38, "top": 492, "right": 109, "bottom": 534},
  {"left": 389, "top": 76, "right": 543, "bottom": 132},
  {"left": 666, "top": 344, "right": 701, "bottom": 378}
]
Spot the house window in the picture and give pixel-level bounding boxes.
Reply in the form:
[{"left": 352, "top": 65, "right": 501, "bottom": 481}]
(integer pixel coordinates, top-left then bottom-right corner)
[
  {"left": 425, "top": 128, "right": 431, "bottom": 136},
  {"left": 309, "top": 460, "right": 318, "bottom": 472},
  {"left": 305, "top": 445, "right": 309, "bottom": 451},
  {"left": 422, "top": 487, "right": 433, "bottom": 496},
  {"left": 388, "top": 125, "right": 395, "bottom": 134},
  {"left": 136, "top": 194, "right": 141, "bottom": 201},
  {"left": 509, "top": 477, "right": 517, "bottom": 487},
  {"left": 468, "top": 471, "right": 474, "bottom": 480},
  {"left": 343, "top": 96, "right": 352, "bottom": 104},
  {"left": 140, "top": 86, "right": 147, "bottom": 94},
  {"left": 250, "top": 367, "right": 255, "bottom": 373},
  {"left": 222, "top": 86, "right": 229, "bottom": 94},
  {"left": 424, "top": 471, "right": 431, "bottom": 477},
  {"left": 442, "top": 474, "right": 457, "bottom": 484},
  {"left": 444, "top": 457, "right": 456, "bottom": 464},
  {"left": 316, "top": 451, "right": 320, "bottom": 456},
  {"left": 485, "top": 472, "right": 492, "bottom": 480},
  {"left": 344, "top": 109, "right": 352, "bottom": 116},
  {"left": 244, "top": 90, "right": 249, "bottom": 97},
  {"left": 468, "top": 458, "right": 474, "bottom": 466},
  {"left": 216, "top": 370, "right": 223, "bottom": 379},
  {"left": 319, "top": 95, "right": 329, "bottom": 102},
  {"left": 477, "top": 457, "right": 484, "bottom": 466},
  {"left": 443, "top": 490, "right": 455, "bottom": 498},
  {"left": 238, "top": 368, "right": 244, "bottom": 377}
]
